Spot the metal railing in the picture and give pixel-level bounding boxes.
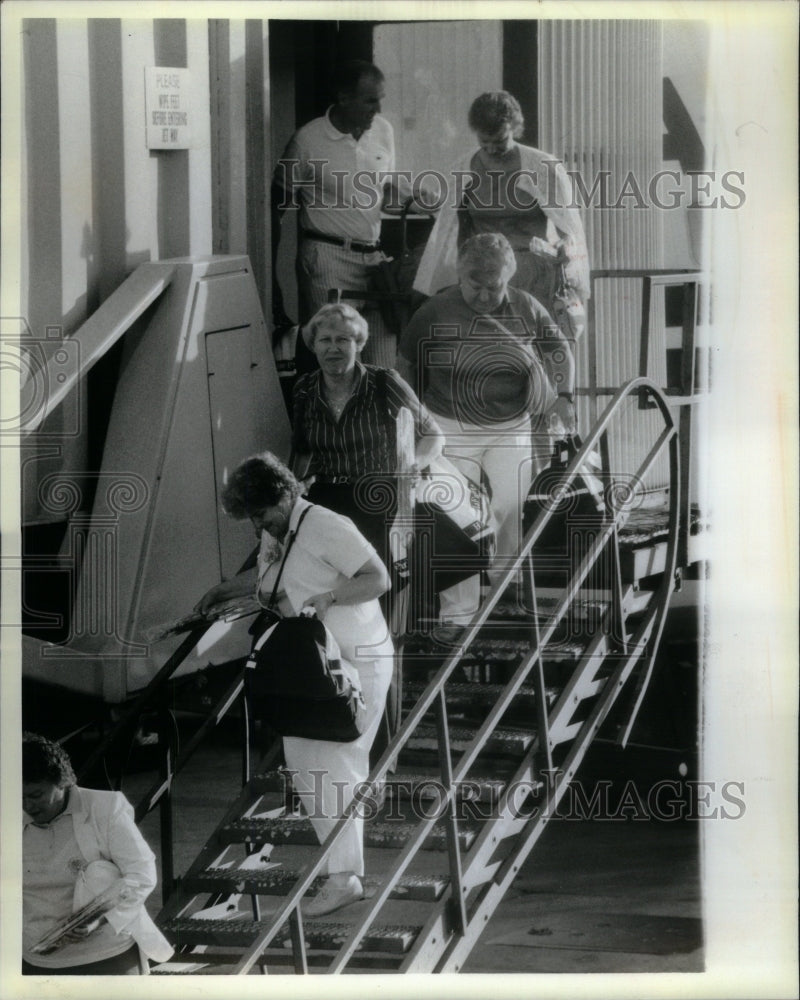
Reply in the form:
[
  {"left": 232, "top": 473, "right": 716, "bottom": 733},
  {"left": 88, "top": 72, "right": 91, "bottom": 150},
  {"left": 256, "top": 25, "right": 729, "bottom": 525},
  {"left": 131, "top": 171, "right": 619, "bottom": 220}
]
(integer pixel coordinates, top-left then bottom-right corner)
[
  {"left": 71, "top": 265, "right": 699, "bottom": 950},
  {"left": 76, "top": 548, "right": 260, "bottom": 901},
  {"left": 228, "top": 375, "right": 680, "bottom": 974}
]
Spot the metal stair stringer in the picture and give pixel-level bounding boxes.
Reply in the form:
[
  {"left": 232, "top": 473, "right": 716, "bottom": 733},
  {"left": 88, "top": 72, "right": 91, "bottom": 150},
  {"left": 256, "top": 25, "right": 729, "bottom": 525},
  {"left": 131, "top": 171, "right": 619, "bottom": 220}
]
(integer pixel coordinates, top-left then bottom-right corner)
[
  {"left": 150, "top": 377, "right": 681, "bottom": 976},
  {"left": 390, "top": 377, "right": 682, "bottom": 973},
  {"left": 427, "top": 587, "right": 673, "bottom": 974},
  {"left": 396, "top": 619, "right": 645, "bottom": 971}
]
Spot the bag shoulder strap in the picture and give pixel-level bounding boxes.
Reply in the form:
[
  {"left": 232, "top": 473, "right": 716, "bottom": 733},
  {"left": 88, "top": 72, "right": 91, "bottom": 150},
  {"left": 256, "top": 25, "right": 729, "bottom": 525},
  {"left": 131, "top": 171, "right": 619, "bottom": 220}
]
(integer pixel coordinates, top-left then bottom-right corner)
[
  {"left": 373, "top": 366, "right": 398, "bottom": 451},
  {"left": 265, "top": 504, "right": 314, "bottom": 611}
]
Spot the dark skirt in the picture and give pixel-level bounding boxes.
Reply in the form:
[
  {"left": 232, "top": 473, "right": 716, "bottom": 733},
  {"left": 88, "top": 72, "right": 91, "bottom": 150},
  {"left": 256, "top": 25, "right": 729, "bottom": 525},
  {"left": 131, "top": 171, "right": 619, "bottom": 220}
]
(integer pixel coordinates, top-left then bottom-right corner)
[{"left": 305, "top": 479, "right": 398, "bottom": 573}]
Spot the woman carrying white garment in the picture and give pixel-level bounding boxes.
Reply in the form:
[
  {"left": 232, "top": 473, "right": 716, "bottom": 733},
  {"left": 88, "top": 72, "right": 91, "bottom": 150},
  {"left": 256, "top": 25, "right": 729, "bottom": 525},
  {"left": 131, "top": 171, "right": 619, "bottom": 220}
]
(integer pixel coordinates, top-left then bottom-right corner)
[{"left": 414, "top": 90, "right": 590, "bottom": 339}]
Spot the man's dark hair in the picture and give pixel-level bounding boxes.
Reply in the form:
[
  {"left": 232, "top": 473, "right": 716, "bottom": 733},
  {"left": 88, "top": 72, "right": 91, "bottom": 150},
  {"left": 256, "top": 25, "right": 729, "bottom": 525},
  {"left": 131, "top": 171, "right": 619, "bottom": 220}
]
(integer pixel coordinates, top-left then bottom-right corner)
[
  {"left": 22, "top": 732, "right": 77, "bottom": 788},
  {"left": 332, "top": 59, "right": 384, "bottom": 98}
]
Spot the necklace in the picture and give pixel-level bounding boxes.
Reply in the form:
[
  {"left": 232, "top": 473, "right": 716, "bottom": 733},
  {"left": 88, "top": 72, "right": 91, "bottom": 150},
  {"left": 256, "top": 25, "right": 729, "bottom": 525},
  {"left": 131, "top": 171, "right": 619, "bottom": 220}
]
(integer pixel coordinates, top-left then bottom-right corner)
[
  {"left": 328, "top": 394, "right": 350, "bottom": 418},
  {"left": 324, "top": 375, "right": 356, "bottom": 418}
]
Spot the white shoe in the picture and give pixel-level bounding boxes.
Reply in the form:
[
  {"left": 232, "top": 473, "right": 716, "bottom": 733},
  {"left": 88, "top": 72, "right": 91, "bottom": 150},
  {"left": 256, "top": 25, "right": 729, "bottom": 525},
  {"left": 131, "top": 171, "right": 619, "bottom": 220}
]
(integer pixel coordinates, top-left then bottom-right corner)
[{"left": 302, "top": 873, "right": 363, "bottom": 918}]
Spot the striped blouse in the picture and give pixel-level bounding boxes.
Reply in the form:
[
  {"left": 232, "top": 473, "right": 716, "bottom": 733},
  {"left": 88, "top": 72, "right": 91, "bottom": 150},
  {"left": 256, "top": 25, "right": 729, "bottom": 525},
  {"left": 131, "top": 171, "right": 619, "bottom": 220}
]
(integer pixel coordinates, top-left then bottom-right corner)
[{"left": 292, "top": 363, "right": 440, "bottom": 481}]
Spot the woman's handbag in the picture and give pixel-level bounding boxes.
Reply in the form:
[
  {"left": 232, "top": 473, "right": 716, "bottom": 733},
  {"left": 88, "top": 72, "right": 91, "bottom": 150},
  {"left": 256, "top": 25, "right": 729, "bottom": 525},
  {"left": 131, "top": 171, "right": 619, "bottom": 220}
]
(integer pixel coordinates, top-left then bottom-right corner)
[
  {"left": 522, "top": 436, "right": 607, "bottom": 590},
  {"left": 551, "top": 262, "right": 587, "bottom": 340},
  {"left": 245, "top": 506, "right": 368, "bottom": 742},
  {"left": 414, "top": 455, "right": 497, "bottom": 593}
]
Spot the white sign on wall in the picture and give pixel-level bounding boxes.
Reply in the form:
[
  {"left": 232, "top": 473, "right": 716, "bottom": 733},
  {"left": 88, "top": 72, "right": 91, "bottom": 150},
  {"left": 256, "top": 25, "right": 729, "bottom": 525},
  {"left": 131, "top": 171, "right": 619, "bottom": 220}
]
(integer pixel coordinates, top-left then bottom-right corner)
[{"left": 145, "top": 67, "right": 192, "bottom": 150}]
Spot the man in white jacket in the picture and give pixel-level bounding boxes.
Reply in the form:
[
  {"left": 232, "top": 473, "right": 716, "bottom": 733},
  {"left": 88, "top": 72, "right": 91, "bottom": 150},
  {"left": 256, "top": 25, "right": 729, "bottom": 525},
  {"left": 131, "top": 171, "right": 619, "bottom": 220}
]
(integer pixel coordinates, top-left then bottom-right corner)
[{"left": 22, "top": 733, "right": 173, "bottom": 975}]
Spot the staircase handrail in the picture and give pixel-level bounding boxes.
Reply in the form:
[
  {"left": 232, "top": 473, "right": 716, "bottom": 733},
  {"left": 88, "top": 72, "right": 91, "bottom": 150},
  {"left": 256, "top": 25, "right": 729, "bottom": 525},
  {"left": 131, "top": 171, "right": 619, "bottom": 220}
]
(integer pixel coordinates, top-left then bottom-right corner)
[{"left": 230, "top": 375, "right": 680, "bottom": 974}]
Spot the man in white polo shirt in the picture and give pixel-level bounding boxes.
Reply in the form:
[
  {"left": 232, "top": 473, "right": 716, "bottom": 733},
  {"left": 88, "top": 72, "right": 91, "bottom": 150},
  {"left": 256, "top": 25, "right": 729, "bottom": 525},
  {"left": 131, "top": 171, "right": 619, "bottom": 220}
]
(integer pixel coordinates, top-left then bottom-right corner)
[{"left": 271, "top": 60, "right": 404, "bottom": 371}]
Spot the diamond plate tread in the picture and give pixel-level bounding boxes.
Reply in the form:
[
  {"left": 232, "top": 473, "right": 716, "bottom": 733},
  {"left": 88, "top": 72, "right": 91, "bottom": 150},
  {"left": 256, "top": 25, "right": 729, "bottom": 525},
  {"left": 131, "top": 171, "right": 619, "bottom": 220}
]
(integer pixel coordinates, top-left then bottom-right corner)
[
  {"left": 467, "top": 636, "right": 586, "bottom": 660},
  {"left": 386, "top": 771, "right": 509, "bottom": 802},
  {"left": 250, "top": 768, "right": 509, "bottom": 803},
  {"left": 404, "top": 724, "right": 535, "bottom": 755},
  {"left": 152, "top": 952, "right": 404, "bottom": 972},
  {"left": 184, "top": 868, "right": 448, "bottom": 902},
  {"left": 220, "top": 816, "right": 477, "bottom": 851},
  {"left": 159, "top": 917, "right": 420, "bottom": 954},
  {"left": 403, "top": 680, "right": 559, "bottom": 709},
  {"left": 618, "top": 501, "right": 703, "bottom": 546},
  {"left": 403, "top": 635, "right": 586, "bottom": 662}
]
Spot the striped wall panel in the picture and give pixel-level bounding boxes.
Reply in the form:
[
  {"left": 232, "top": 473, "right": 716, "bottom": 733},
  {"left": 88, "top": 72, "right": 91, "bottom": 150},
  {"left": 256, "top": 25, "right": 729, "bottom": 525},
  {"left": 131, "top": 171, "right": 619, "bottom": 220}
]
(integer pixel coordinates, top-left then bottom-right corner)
[
  {"left": 207, "top": 18, "right": 271, "bottom": 309},
  {"left": 21, "top": 17, "right": 270, "bottom": 524},
  {"left": 22, "top": 18, "right": 89, "bottom": 525},
  {"left": 539, "top": 20, "right": 668, "bottom": 491}
]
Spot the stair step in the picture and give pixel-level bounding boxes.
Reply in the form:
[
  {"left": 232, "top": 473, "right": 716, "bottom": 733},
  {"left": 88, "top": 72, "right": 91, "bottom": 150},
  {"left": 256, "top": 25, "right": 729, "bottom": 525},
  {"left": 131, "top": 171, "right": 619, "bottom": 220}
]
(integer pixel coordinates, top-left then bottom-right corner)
[
  {"left": 403, "top": 680, "right": 558, "bottom": 711},
  {"left": 220, "top": 816, "right": 478, "bottom": 851},
  {"left": 159, "top": 916, "right": 421, "bottom": 954},
  {"left": 186, "top": 868, "right": 448, "bottom": 902},
  {"left": 152, "top": 951, "right": 403, "bottom": 972},
  {"left": 250, "top": 768, "right": 509, "bottom": 804},
  {"left": 403, "top": 635, "right": 585, "bottom": 664},
  {"left": 489, "top": 600, "right": 607, "bottom": 626},
  {"left": 387, "top": 771, "right": 509, "bottom": 803},
  {"left": 470, "top": 636, "right": 586, "bottom": 662},
  {"left": 404, "top": 724, "right": 535, "bottom": 756}
]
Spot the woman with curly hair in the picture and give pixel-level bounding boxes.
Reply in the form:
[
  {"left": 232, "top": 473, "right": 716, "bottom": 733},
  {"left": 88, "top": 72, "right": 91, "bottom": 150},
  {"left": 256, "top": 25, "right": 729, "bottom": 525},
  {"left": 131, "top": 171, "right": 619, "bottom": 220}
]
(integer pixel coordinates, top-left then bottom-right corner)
[
  {"left": 195, "top": 451, "right": 394, "bottom": 918},
  {"left": 22, "top": 733, "right": 172, "bottom": 975},
  {"left": 292, "top": 302, "right": 487, "bottom": 761}
]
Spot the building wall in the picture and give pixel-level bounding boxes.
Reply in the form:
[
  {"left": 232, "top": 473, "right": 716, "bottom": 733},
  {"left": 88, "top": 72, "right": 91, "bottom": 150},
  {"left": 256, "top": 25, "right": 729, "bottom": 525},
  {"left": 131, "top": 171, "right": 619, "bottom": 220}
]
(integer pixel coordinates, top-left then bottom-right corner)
[
  {"left": 20, "top": 17, "right": 270, "bottom": 525},
  {"left": 19, "top": 15, "right": 708, "bottom": 521},
  {"left": 539, "top": 19, "right": 670, "bottom": 488}
]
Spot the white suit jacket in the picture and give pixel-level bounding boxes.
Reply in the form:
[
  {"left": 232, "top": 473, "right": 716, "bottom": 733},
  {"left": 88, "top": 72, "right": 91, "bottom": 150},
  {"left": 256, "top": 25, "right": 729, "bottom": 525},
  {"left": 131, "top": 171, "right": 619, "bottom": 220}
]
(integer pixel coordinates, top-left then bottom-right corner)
[{"left": 24, "top": 785, "right": 173, "bottom": 963}]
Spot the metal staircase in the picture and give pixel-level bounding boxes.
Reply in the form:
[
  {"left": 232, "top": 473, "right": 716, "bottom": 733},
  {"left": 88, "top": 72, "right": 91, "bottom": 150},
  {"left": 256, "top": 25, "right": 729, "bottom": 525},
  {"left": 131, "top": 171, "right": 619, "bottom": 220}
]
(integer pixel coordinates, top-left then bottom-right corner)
[
  {"left": 146, "top": 374, "right": 696, "bottom": 974},
  {"left": 58, "top": 268, "right": 707, "bottom": 974}
]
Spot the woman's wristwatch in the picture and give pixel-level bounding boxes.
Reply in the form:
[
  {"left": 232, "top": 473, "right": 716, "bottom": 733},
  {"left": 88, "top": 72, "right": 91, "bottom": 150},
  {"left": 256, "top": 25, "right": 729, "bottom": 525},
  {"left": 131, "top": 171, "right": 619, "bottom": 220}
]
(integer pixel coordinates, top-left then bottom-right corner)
[{"left": 327, "top": 590, "right": 337, "bottom": 606}]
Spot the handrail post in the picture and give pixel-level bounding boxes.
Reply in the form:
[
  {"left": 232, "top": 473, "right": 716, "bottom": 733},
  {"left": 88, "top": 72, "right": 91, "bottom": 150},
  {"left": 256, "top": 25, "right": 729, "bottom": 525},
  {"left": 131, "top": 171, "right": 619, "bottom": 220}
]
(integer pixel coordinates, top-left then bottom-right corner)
[
  {"left": 157, "top": 690, "right": 176, "bottom": 904},
  {"left": 587, "top": 274, "right": 600, "bottom": 429},
  {"left": 434, "top": 689, "right": 468, "bottom": 937},
  {"left": 526, "top": 556, "right": 553, "bottom": 775},
  {"left": 678, "top": 279, "right": 698, "bottom": 567},
  {"left": 242, "top": 683, "right": 253, "bottom": 787},
  {"left": 288, "top": 908, "right": 308, "bottom": 974},
  {"left": 638, "top": 275, "right": 654, "bottom": 408}
]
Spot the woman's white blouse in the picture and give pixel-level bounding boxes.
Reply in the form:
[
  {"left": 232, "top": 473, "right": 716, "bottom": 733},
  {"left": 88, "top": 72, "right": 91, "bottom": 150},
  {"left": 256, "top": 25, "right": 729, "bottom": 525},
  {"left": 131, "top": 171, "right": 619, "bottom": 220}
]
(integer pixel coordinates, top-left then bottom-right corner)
[{"left": 256, "top": 497, "right": 393, "bottom": 666}]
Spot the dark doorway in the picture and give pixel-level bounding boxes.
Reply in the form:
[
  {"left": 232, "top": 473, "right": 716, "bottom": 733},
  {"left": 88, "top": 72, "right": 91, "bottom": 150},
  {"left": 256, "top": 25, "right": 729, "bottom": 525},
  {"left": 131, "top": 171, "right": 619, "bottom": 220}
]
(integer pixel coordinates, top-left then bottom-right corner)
[{"left": 268, "top": 20, "right": 374, "bottom": 127}]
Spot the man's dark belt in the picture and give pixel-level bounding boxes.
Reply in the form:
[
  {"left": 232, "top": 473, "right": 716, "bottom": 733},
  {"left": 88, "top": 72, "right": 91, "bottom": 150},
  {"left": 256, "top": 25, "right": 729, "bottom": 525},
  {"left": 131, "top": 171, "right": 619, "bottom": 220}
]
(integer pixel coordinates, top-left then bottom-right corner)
[{"left": 301, "top": 228, "right": 380, "bottom": 254}]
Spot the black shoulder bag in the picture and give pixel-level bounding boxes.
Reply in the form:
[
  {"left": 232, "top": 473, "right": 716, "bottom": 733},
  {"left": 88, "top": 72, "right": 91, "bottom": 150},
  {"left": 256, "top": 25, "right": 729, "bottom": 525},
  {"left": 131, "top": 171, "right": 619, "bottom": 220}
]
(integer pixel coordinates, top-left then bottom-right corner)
[
  {"left": 523, "top": 436, "right": 607, "bottom": 591},
  {"left": 245, "top": 506, "right": 368, "bottom": 742}
]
